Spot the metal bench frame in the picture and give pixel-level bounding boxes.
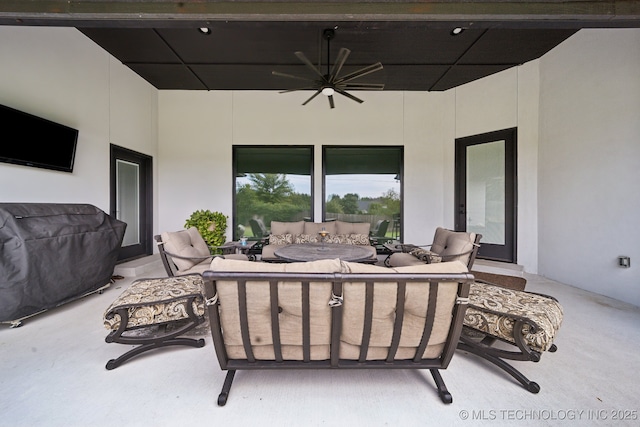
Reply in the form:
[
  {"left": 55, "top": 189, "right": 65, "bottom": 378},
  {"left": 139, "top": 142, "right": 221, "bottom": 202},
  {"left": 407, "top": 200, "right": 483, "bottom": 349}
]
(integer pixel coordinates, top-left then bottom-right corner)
[{"left": 203, "top": 271, "right": 474, "bottom": 406}]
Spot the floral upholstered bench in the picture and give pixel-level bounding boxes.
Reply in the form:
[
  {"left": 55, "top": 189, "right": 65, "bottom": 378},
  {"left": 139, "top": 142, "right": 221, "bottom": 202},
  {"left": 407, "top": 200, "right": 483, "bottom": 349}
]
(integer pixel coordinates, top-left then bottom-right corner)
[
  {"left": 103, "top": 274, "right": 206, "bottom": 370},
  {"left": 458, "top": 282, "right": 563, "bottom": 393}
]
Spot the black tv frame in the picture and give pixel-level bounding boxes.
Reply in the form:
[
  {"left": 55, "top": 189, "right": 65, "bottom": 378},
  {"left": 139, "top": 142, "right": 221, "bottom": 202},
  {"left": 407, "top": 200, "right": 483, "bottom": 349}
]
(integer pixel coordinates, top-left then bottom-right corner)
[{"left": 0, "top": 104, "right": 79, "bottom": 173}]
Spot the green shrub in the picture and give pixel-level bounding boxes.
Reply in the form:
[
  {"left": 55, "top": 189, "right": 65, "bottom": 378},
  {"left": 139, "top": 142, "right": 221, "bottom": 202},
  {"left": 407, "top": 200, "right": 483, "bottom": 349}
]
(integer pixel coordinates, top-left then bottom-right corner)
[{"left": 184, "top": 210, "right": 228, "bottom": 253}]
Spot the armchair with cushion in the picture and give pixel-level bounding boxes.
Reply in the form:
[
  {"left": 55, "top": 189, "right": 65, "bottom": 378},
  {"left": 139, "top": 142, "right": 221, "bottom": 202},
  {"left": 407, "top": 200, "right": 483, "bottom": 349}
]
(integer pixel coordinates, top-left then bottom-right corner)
[
  {"left": 248, "top": 218, "right": 269, "bottom": 240},
  {"left": 369, "top": 219, "right": 391, "bottom": 246},
  {"left": 155, "top": 227, "right": 247, "bottom": 277},
  {"left": 386, "top": 227, "right": 481, "bottom": 269}
]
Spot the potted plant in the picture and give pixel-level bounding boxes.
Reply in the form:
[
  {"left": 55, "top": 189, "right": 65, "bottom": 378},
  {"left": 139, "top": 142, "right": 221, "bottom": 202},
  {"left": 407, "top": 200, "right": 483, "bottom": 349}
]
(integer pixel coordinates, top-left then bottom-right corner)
[{"left": 184, "top": 210, "right": 228, "bottom": 254}]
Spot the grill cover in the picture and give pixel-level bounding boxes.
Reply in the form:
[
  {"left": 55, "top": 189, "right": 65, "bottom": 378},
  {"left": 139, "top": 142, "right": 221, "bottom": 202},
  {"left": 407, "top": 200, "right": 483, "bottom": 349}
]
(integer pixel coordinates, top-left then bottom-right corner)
[{"left": 0, "top": 203, "right": 126, "bottom": 323}]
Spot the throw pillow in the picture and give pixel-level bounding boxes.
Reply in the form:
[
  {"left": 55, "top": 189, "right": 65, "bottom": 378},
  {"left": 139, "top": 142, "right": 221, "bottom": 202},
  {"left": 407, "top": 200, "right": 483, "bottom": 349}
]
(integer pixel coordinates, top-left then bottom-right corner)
[
  {"left": 348, "top": 233, "right": 371, "bottom": 245},
  {"left": 295, "top": 234, "right": 319, "bottom": 243},
  {"left": 409, "top": 248, "right": 443, "bottom": 264},
  {"left": 269, "top": 233, "right": 293, "bottom": 245}
]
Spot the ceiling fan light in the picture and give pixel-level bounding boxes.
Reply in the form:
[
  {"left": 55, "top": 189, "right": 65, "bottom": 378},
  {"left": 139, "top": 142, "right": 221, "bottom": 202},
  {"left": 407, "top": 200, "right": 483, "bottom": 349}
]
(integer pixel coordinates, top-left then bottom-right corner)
[
  {"left": 198, "top": 27, "right": 211, "bottom": 35},
  {"left": 322, "top": 87, "right": 335, "bottom": 96},
  {"left": 451, "top": 27, "right": 464, "bottom": 35}
]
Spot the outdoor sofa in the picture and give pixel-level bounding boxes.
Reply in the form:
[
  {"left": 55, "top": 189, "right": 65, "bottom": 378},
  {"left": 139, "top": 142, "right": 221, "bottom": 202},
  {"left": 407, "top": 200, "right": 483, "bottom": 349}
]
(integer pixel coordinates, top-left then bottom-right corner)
[
  {"left": 260, "top": 220, "right": 377, "bottom": 262},
  {"left": 202, "top": 257, "right": 474, "bottom": 405}
]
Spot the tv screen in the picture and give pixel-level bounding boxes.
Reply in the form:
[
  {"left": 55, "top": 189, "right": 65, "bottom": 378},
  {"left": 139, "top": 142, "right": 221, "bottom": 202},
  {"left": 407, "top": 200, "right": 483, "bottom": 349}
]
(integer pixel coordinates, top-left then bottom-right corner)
[{"left": 0, "top": 104, "right": 78, "bottom": 173}]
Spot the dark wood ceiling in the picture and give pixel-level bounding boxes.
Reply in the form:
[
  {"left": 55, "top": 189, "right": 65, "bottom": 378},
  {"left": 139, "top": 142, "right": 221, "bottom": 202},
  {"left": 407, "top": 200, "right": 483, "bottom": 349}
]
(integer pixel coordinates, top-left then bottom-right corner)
[
  {"left": 2, "top": 1, "right": 639, "bottom": 91},
  {"left": 78, "top": 23, "right": 577, "bottom": 91}
]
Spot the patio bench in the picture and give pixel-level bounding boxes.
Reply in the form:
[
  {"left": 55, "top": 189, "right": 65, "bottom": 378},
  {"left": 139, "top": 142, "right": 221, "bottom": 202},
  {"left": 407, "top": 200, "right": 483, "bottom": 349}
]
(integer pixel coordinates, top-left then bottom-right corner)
[{"left": 202, "top": 257, "right": 474, "bottom": 406}]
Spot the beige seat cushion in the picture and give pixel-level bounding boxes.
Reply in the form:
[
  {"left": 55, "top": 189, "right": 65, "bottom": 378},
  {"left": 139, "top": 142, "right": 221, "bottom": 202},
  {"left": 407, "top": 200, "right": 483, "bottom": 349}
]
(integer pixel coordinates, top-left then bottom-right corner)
[
  {"left": 260, "top": 244, "right": 280, "bottom": 260},
  {"left": 270, "top": 221, "right": 305, "bottom": 235},
  {"left": 209, "top": 256, "right": 342, "bottom": 273},
  {"left": 341, "top": 259, "right": 468, "bottom": 275},
  {"left": 161, "top": 227, "right": 211, "bottom": 271},
  {"left": 431, "top": 227, "right": 477, "bottom": 265},
  {"left": 338, "top": 260, "right": 468, "bottom": 360},
  {"left": 208, "top": 257, "right": 342, "bottom": 360},
  {"left": 303, "top": 221, "right": 337, "bottom": 235}
]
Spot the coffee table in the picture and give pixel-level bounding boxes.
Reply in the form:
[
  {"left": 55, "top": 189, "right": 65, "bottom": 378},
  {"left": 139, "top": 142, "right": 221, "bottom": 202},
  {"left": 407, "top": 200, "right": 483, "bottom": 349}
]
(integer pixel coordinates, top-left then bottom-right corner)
[{"left": 274, "top": 243, "right": 375, "bottom": 263}]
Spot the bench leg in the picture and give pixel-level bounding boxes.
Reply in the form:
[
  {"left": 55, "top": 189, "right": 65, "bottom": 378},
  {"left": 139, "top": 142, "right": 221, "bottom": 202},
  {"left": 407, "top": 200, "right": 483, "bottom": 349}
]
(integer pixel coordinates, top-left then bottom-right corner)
[
  {"left": 106, "top": 337, "right": 205, "bottom": 370},
  {"left": 218, "top": 370, "right": 236, "bottom": 406},
  {"left": 457, "top": 337, "right": 541, "bottom": 394},
  {"left": 105, "top": 296, "right": 206, "bottom": 370},
  {"left": 429, "top": 369, "right": 453, "bottom": 404}
]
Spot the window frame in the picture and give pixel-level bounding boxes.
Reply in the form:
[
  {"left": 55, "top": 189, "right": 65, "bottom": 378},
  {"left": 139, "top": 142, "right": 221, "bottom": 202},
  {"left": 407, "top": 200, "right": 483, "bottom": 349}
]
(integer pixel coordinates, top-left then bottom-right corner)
[
  {"left": 322, "top": 145, "right": 403, "bottom": 240},
  {"left": 232, "top": 145, "right": 314, "bottom": 240}
]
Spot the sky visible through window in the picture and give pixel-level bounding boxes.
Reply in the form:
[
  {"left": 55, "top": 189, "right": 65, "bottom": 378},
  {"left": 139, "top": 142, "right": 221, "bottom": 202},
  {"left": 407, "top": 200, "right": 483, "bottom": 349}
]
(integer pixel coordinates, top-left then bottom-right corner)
[
  {"left": 238, "top": 174, "right": 399, "bottom": 199},
  {"left": 325, "top": 174, "right": 399, "bottom": 198}
]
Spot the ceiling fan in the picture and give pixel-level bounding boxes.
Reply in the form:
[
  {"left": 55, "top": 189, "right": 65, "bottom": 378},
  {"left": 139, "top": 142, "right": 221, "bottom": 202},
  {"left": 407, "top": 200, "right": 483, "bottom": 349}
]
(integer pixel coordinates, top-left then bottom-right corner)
[{"left": 272, "top": 28, "right": 384, "bottom": 109}]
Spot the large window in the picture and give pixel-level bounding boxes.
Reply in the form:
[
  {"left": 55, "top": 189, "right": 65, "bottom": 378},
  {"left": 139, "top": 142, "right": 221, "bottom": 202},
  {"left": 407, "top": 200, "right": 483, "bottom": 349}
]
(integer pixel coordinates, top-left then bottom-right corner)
[
  {"left": 323, "top": 146, "right": 403, "bottom": 242},
  {"left": 233, "top": 146, "right": 313, "bottom": 240}
]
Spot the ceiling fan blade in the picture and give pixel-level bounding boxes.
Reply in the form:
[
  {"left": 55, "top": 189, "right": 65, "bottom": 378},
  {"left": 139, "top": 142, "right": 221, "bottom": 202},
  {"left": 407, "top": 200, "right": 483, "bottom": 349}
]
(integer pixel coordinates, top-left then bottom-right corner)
[
  {"left": 302, "top": 89, "right": 322, "bottom": 106},
  {"left": 329, "top": 48, "right": 351, "bottom": 82},
  {"left": 340, "top": 83, "right": 385, "bottom": 90},
  {"left": 295, "top": 51, "right": 326, "bottom": 80},
  {"left": 328, "top": 95, "right": 335, "bottom": 109},
  {"left": 335, "top": 88, "right": 364, "bottom": 104},
  {"left": 279, "top": 86, "right": 316, "bottom": 94},
  {"left": 272, "top": 71, "right": 315, "bottom": 83},
  {"left": 335, "top": 62, "right": 384, "bottom": 84}
]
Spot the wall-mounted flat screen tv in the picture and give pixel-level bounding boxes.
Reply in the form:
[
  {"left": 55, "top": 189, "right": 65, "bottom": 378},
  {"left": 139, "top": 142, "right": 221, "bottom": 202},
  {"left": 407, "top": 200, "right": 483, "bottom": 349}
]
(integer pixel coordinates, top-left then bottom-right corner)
[{"left": 0, "top": 104, "right": 79, "bottom": 173}]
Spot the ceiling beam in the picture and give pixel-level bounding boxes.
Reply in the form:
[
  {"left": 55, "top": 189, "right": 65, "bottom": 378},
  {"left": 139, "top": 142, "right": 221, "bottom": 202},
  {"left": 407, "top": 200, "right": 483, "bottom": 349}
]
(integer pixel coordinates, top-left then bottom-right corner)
[{"left": 1, "top": 1, "right": 640, "bottom": 28}]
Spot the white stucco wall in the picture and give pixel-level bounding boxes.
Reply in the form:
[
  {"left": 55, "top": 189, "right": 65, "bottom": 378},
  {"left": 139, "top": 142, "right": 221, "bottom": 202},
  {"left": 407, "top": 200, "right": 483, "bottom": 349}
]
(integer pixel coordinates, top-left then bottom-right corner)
[
  {"left": 451, "top": 65, "right": 540, "bottom": 272},
  {"left": 157, "top": 72, "right": 540, "bottom": 271},
  {"left": 0, "top": 26, "right": 158, "bottom": 216},
  {"left": 538, "top": 29, "right": 640, "bottom": 306}
]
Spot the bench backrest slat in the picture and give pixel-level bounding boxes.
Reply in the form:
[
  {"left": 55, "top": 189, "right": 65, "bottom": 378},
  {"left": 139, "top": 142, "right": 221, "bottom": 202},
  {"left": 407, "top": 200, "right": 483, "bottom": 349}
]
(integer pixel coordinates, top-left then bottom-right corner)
[
  {"left": 414, "top": 282, "right": 439, "bottom": 362},
  {"left": 386, "top": 280, "right": 406, "bottom": 363},
  {"left": 302, "top": 280, "right": 311, "bottom": 362},
  {"left": 269, "top": 280, "right": 283, "bottom": 362},
  {"left": 237, "top": 280, "right": 255, "bottom": 363}
]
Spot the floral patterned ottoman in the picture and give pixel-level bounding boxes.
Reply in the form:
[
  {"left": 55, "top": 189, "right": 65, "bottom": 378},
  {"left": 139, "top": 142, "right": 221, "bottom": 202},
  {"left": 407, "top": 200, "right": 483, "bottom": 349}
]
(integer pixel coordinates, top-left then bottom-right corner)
[
  {"left": 459, "top": 282, "right": 563, "bottom": 393},
  {"left": 103, "top": 274, "right": 206, "bottom": 370}
]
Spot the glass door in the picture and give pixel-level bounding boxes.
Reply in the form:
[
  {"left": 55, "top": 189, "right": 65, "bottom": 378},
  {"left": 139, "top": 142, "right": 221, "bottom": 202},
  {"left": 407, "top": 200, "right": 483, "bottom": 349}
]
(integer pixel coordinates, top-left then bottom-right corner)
[
  {"left": 455, "top": 128, "right": 517, "bottom": 263},
  {"left": 116, "top": 159, "right": 140, "bottom": 247},
  {"left": 110, "top": 145, "right": 153, "bottom": 261}
]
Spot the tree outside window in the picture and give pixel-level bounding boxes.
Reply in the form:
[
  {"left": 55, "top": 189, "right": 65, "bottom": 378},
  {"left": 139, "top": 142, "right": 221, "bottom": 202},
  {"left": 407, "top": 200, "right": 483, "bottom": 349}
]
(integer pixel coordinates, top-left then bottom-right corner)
[
  {"left": 233, "top": 146, "right": 312, "bottom": 240},
  {"left": 323, "top": 146, "right": 403, "bottom": 241}
]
